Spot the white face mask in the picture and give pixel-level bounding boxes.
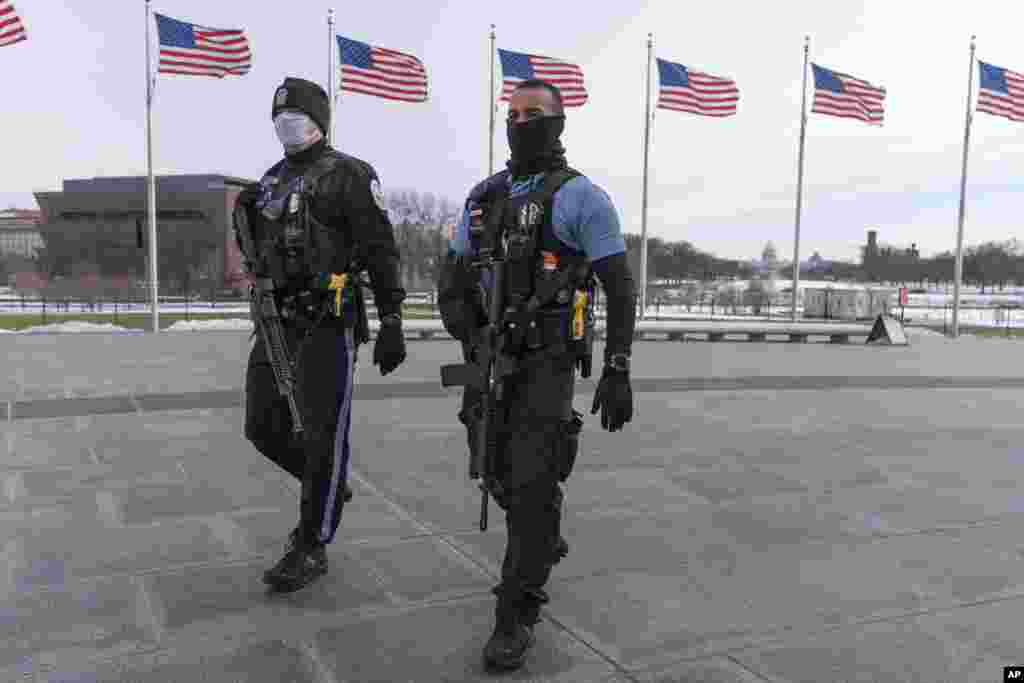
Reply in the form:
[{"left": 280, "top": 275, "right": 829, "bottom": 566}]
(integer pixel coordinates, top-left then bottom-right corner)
[{"left": 273, "top": 111, "right": 323, "bottom": 154}]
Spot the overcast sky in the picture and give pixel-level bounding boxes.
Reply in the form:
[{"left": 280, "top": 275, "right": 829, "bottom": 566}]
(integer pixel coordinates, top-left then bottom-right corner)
[{"left": 2, "top": 0, "right": 1023, "bottom": 262}]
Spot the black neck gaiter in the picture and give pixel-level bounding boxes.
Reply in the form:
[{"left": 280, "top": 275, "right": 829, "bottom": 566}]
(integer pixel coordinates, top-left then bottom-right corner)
[
  {"left": 285, "top": 138, "right": 328, "bottom": 168},
  {"left": 506, "top": 115, "right": 568, "bottom": 177}
]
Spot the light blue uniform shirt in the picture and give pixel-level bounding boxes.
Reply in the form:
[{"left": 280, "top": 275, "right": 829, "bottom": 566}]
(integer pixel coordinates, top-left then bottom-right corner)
[{"left": 449, "top": 173, "right": 626, "bottom": 262}]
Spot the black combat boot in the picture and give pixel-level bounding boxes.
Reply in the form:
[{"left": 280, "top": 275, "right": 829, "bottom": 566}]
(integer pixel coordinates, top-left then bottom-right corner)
[
  {"left": 519, "top": 587, "right": 549, "bottom": 628},
  {"left": 483, "top": 589, "right": 535, "bottom": 671},
  {"left": 263, "top": 535, "right": 328, "bottom": 593},
  {"left": 262, "top": 525, "right": 300, "bottom": 585}
]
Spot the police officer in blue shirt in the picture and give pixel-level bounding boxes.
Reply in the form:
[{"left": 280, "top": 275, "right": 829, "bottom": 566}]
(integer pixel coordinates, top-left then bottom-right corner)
[{"left": 438, "top": 78, "right": 636, "bottom": 671}]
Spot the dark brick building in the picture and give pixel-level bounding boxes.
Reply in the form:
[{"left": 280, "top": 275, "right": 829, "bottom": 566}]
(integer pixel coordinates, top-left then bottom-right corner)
[{"left": 33, "top": 174, "right": 254, "bottom": 295}]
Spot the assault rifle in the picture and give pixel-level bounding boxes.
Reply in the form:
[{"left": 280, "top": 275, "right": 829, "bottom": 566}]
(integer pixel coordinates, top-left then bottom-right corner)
[
  {"left": 439, "top": 229, "right": 521, "bottom": 531},
  {"left": 440, "top": 252, "right": 597, "bottom": 531},
  {"left": 233, "top": 201, "right": 304, "bottom": 436}
]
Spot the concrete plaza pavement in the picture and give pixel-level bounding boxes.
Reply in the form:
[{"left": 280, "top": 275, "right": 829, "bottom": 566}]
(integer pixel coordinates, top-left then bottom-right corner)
[{"left": 2, "top": 329, "right": 1024, "bottom": 681}]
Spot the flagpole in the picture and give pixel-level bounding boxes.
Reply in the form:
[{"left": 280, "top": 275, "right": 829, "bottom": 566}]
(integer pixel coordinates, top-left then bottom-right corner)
[
  {"left": 639, "top": 32, "right": 653, "bottom": 320},
  {"left": 144, "top": 0, "right": 159, "bottom": 333},
  {"left": 327, "top": 8, "right": 335, "bottom": 145},
  {"left": 790, "top": 35, "right": 810, "bottom": 322},
  {"left": 488, "top": 24, "right": 496, "bottom": 175},
  {"left": 952, "top": 35, "right": 976, "bottom": 338}
]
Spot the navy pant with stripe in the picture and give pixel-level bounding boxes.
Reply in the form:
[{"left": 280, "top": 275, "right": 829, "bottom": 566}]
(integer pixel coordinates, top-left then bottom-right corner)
[{"left": 244, "top": 316, "right": 356, "bottom": 546}]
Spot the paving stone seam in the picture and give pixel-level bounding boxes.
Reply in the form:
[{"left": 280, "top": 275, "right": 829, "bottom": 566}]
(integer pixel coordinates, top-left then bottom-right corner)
[
  {"left": 0, "top": 505, "right": 1010, "bottom": 600},
  {"left": 11, "top": 376, "right": 1024, "bottom": 421},
  {"left": 0, "top": 539, "right": 14, "bottom": 593},
  {"left": 203, "top": 515, "right": 250, "bottom": 559},
  {"left": 2, "top": 472, "right": 21, "bottom": 503},
  {"left": 292, "top": 638, "right": 340, "bottom": 683},
  {"left": 9, "top": 564, "right": 1020, "bottom": 682},
  {"left": 628, "top": 589, "right": 1024, "bottom": 674},
  {"left": 0, "top": 593, "right": 502, "bottom": 681},
  {"left": 132, "top": 574, "right": 167, "bottom": 645},
  {"left": 723, "top": 654, "right": 776, "bottom": 682},
  {"left": 567, "top": 490, "right": 1014, "bottom": 548},
  {"left": 348, "top": 467, "right": 643, "bottom": 683},
  {"left": 335, "top": 543, "right": 411, "bottom": 606},
  {"left": 0, "top": 534, "right": 503, "bottom": 602},
  {"left": 95, "top": 490, "right": 124, "bottom": 527},
  {"left": 3, "top": 509, "right": 1014, "bottom": 614}
]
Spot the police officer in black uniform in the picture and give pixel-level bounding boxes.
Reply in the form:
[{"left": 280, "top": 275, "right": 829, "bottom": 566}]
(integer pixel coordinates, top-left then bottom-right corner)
[
  {"left": 235, "top": 77, "right": 407, "bottom": 593},
  {"left": 438, "top": 79, "right": 636, "bottom": 670}
]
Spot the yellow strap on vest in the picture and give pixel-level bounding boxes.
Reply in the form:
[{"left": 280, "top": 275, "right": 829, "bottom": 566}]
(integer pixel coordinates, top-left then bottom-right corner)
[
  {"left": 328, "top": 273, "right": 348, "bottom": 317},
  {"left": 572, "top": 290, "right": 587, "bottom": 340}
]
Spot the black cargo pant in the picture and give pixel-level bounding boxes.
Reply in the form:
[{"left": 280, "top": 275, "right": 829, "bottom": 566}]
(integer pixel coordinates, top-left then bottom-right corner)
[
  {"left": 245, "top": 316, "right": 356, "bottom": 547},
  {"left": 459, "top": 350, "right": 578, "bottom": 607}
]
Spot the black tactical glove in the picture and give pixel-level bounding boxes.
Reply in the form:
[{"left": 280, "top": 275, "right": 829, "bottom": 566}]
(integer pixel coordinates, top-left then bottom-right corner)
[
  {"left": 373, "top": 314, "right": 406, "bottom": 376},
  {"left": 590, "top": 366, "right": 633, "bottom": 432}
]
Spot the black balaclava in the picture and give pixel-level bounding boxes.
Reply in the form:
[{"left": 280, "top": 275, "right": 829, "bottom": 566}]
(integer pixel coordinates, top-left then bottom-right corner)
[{"left": 506, "top": 115, "right": 567, "bottom": 178}]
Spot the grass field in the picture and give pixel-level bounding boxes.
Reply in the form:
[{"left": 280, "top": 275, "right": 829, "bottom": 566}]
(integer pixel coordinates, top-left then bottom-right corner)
[
  {"left": 962, "top": 326, "right": 1024, "bottom": 339},
  {"left": 0, "top": 303, "right": 439, "bottom": 331},
  {"left": 910, "top": 323, "right": 1024, "bottom": 339}
]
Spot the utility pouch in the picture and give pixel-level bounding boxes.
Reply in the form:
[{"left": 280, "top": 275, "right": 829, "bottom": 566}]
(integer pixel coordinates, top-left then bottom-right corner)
[
  {"left": 524, "top": 317, "right": 544, "bottom": 349},
  {"left": 556, "top": 410, "right": 584, "bottom": 482},
  {"left": 539, "top": 311, "right": 567, "bottom": 349}
]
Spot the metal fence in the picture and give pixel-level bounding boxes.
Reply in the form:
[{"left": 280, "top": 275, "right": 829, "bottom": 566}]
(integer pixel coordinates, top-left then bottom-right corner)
[{"left": 2, "top": 287, "right": 1022, "bottom": 334}]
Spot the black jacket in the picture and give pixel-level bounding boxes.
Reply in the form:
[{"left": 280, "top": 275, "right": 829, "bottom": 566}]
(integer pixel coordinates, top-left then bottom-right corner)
[{"left": 256, "top": 140, "right": 406, "bottom": 319}]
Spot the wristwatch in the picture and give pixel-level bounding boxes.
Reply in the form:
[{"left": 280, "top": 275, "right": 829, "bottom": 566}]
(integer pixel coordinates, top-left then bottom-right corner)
[{"left": 605, "top": 353, "right": 630, "bottom": 372}]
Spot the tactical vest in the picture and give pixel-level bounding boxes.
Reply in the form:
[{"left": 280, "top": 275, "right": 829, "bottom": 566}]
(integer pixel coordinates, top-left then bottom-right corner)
[
  {"left": 252, "top": 154, "right": 355, "bottom": 289},
  {"left": 468, "top": 168, "right": 596, "bottom": 371},
  {"left": 249, "top": 154, "right": 365, "bottom": 332}
]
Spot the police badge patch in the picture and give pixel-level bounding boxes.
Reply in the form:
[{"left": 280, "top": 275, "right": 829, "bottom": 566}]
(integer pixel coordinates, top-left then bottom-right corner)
[
  {"left": 518, "top": 201, "right": 542, "bottom": 230},
  {"left": 275, "top": 87, "right": 288, "bottom": 107},
  {"left": 370, "top": 179, "right": 386, "bottom": 211}
]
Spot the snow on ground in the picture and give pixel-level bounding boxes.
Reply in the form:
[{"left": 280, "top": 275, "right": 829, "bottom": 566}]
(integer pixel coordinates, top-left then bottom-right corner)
[
  {"left": 165, "top": 319, "right": 253, "bottom": 331},
  {"left": 0, "top": 320, "right": 253, "bottom": 334},
  {"left": 1, "top": 321, "right": 140, "bottom": 334},
  {"left": 0, "top": 303, "right": 251, "bottom": 315}
]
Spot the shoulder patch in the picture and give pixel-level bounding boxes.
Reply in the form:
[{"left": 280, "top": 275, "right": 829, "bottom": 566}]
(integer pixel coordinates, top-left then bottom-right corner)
[{"left": 370, "top": 179, "right": 386, "bottom": 211}]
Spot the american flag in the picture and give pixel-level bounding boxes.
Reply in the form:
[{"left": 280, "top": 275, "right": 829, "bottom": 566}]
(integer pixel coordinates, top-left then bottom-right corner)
[
  {"left": 977, "top": 61, "right": 1024, "bottom": 122},
  {"left": 0, "top": 0, "right": 27, "bottom": 47},
  {"left": 811, "top": 64, "right": 885, "bottom": 125},
  {"left": 154, "top": 13, "right": 251, "bottom": 78},
  {"left": 497, "top": 49, "right": 587, "bottom": 107},
  {"left": 656, "top": 59, "right": 739, "bottom": 117},
  {"left": 337, "top": 36, "right": 428, "bottom": 103}
]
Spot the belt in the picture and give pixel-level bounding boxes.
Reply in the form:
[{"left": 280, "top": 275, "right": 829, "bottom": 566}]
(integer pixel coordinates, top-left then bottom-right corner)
[{"left": 275, "top": 272, "right": 357, "bottom": 320}]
